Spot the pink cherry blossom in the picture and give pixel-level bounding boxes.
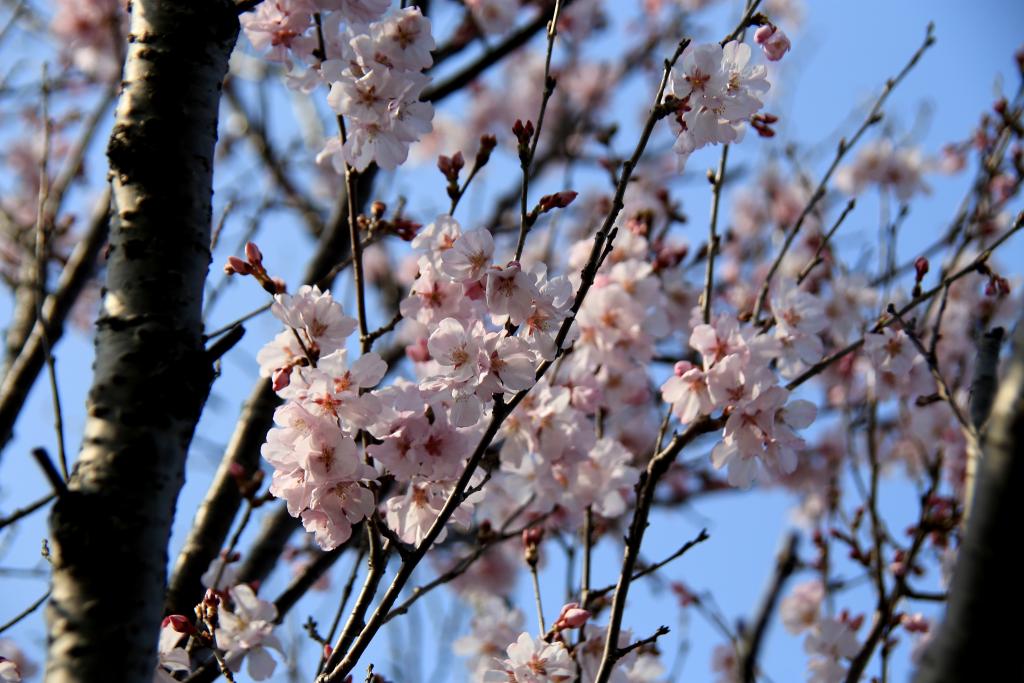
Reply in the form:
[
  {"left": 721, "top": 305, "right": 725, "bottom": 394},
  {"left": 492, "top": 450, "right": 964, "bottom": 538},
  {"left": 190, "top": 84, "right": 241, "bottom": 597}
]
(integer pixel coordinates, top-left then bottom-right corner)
[
  {"left": 780, "top": 580, "right": 825, "bottom": 634},
  {"left": 483, "top": 632, "right": 574, "bottom": 683},
  {"left": 215, "top": 585, "right": 284, "bottom": 681}
]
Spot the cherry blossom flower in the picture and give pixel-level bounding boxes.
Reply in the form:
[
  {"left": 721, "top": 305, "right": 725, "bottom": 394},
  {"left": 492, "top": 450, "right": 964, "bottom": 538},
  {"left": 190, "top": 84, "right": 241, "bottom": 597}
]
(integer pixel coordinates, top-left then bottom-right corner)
[
  {"left": 154, "top": 620, "right": 191, "bottom": 683},
  {"left": 711, "top": 643, "right": 741, "bottom": 683},
  {"left": 0, "top": 660, "right": 20, "bottom": 683},
  {"left": 770, "top": 280, "right": 827, "bottom": 377},
  {"left": 428, "top": 318, "right": 488, "bottom": 385},
  {"left": 668, "top": 40, "right": 770, "bottom": 167},
  {"left": 804, "top": 617, "right": 859, "bottom": 683},
  {"left": 483, "top": 632, "right": 574, "bottom": 682},
  {"left": 384, "top": 477, "right": 478, "bottom": 546},
  {"left": 201, "top": 555, "right": 240, "bottom": 591},
  {"left": 318, "top": 7, "right": 435, "bottom": 171},
  {"left": 835, "top": 138, "right": 931, "bottom": 201},
  {"left": 454, "top": 597, "right": 525, "bottom": 679},
  {"left": 662, "top": 361, "right": 713, "bottom": 423},
  {"left": 215, "top": 585, "right": 284, "bottom": 681},
  {"left": 51, "top": 0, "right": 127, "bottom": 79},
  {"left": 486, "top": 262, "right": 539, "bottom": 325},
  {"left": 240, "top": 0, "right": 313, "bottom": 63},
  {"left": 441, "top": 229, "right": 496, "bottom": 283},
  {"left": 465, "top": 0, "right": 519, "bottom": 35},
  {"left": 780, "top": 580, "right": 824, "bottom": 633},
  {"left": 0, "top": 641, "right": 34, "bottom": 683}
]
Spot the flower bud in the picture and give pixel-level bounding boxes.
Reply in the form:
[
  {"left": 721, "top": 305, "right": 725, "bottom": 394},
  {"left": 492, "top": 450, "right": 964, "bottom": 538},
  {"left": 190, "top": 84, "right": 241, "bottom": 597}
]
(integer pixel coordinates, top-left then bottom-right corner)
[
  {"left": 245, "top": 241, "right": 263, "bottom": 265},
  {"left": 754, "top": 24, "right": 791, "bottom": 61},
  {"left": 673, "top": 360, "right": 694, "bottom": 377},
  {"left": 554, "top": 602, "right": 591, "bottom": 630},
  {"left": 914, "top": 257, "right": 929, "bottom": 281},
  {"left": 476, "top": 134, "right": 497, "bottom": 168},
  {"left": 162, "top": 614, "right": 195, "bottom": 635},
  {"left": 272, "top": 366, "right": 292, "bottom": 392},
  {"left": 225, "top": 255, "right": 251, "bottom": 276}
]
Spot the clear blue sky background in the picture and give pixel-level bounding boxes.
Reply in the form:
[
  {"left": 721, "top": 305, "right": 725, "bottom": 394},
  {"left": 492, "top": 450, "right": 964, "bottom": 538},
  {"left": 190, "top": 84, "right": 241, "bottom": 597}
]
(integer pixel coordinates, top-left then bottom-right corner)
[{"left": 2, "top": 0, "right": 1023, "bottom": 681}]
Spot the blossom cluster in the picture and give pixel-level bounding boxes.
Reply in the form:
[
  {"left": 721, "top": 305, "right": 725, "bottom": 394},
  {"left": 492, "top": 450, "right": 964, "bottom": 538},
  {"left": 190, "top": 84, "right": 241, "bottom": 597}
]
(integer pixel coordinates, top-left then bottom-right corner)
[
  {"left": 240, "top": 1, "right": 434, "bottom": 171},
  {"left": 153, "top": 557, "right": 283, "bottom": 681},
  {"left": 257, "top": 285, "right": 383, "bottom": 550},
  {"left": 660, "top": 300, "right": 819, "bottom": 488},
  {"left": 320, "top": 7, "right": 435, "bottom": 171},
  {"left": 456, "top": 597, "right": 664, "bottom": 683},
  {"left": 667, "top": 40, "right": 771, "bottom": 168}
]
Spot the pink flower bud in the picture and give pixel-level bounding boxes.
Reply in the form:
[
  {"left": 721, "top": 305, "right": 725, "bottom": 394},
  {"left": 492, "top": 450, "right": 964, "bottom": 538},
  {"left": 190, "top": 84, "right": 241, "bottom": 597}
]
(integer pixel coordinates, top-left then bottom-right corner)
[
  {"left": 754, "top": 25, "right": 791, "bottom": 62},
  {"left": 272, "top": 366, "right": 292, "bottom": 392},
  {"left": 405, "top": 338, "right": 431, "bottom": 363},
  {"left": 245, "top": 241, "right": 263, "bottom": 265},
  {"left": 225, "top": 255, "right": 251, "bottom": 275},
  {"left": 203, "top": 589, "right": 220, "bottom": 606},
  {"left": 673, "top": 360, "right": 695, "bottom": 377},
  {"left": 522, "top": 526, "right": 544, "bottom": 549},
  {"left": 901, "top": 613, "right": 930, "bottom": 633},
  {"left": 554, "top": 602, "right": 591, "bottom": 630},
  {"left": 162, "top": 614, "right": 195, "bottom": 634}
]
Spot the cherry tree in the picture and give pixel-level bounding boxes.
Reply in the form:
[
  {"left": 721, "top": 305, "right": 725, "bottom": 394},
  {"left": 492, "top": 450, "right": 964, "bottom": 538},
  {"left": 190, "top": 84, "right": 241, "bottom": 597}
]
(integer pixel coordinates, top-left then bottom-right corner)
[{"left": 0, "top": 1, "right": 1021, "bottom": 683}]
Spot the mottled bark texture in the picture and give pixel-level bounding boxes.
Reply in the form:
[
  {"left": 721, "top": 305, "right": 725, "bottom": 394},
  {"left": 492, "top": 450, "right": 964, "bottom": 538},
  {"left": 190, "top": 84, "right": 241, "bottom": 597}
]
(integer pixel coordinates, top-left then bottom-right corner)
[
  {"left": 914, "top": 320, "right": 1024, "bottom": 683},
  {"left": 45, "top": 2, "right": 238, "bottom": 682}
]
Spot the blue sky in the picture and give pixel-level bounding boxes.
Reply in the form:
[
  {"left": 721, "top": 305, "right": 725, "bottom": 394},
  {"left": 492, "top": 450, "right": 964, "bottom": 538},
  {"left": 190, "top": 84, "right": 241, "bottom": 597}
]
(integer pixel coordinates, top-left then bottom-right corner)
[{"left": 1, "top": 0, "right": 1022, "bottom": 681}]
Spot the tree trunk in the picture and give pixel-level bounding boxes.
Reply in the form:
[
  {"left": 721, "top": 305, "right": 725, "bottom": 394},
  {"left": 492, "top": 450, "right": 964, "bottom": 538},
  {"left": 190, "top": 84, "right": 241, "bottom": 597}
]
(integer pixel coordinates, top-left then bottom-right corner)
[
  {"left": 45, "top": 2, "right": 238, "bottom": 682},
  {"left": 914, "top": 319, "right": 1024, "bottom": 682}
]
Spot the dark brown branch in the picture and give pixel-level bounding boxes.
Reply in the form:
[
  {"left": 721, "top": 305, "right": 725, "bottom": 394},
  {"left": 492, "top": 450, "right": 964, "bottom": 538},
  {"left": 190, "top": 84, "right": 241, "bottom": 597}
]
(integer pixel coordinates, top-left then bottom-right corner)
[
  {"left": 0, "top": 492, "right": 54, "bottom": 531},
  {"left": 422, "top": 6, "right": 562, "bottom": 103},
  {"left": 0, "top": 590, "right": 49, "bottom": 635},
  {"left": 0, "top": 188, "right": 110, "bottom": 452},
  {"left": 738, "top": 533, "right": 799, "bottom": 683}
]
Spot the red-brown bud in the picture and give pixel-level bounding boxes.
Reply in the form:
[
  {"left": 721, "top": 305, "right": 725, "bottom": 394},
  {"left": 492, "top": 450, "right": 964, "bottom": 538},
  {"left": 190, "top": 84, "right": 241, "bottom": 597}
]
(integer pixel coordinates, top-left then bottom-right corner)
[
  {"left": 245, "top": 241, "right": 263, "bottom": 266},
  {"left": 225, "top": 255, "right": 252, "bottom": 276},
  {"left": 162, "top": 614, "right": 196, "bottom": 635},
  {"left": 914, "top": 256, "right": 929, "bottom": 281}
]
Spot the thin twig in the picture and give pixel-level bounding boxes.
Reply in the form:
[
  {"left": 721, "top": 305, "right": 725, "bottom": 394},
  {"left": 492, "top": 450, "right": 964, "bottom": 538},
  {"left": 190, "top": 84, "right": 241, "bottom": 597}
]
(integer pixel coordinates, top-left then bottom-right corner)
[
  {"left": 514, "top": 0, "right": 563, "bottom": 261},
  {"left": 702, "top": 145, "right": 729, "bottom": 324},
  {"left": 751, "top": 23, "right": 936, "bottom": 323},
  {"left": 317, "top": 545, "right": 367, "bottom": 675},
  {"left": 530, "top": 562, "right": 546, "bottom": 635},
  {"left": 0, "top": 493, "right": 55, "bottom": 531},
  {"left": 585, "top": 528, "right": 709, "bottom": 607},
  {"left": 783, "top": 211, "right": 1024, "bottom": 392},
  {"left": 796, "top": 199, "right": 856, "bottom": 285},
  {"left": 33, "top": 64, "right": 68, "bottom": 480},
  {"left": 0, "top": 590, "right": 49, "bottom": 635}
]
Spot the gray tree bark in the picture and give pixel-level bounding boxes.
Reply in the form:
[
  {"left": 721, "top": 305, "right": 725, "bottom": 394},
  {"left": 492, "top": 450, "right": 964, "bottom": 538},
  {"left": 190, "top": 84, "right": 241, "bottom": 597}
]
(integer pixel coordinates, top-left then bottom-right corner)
[
  {"left": 914, "top": 319, "right": 1024, "bottom": 683},
  {"left": 44, "top": 2, "right": 239, "bottom": 681}
]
